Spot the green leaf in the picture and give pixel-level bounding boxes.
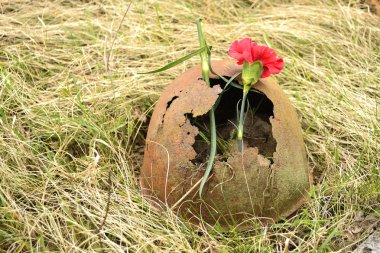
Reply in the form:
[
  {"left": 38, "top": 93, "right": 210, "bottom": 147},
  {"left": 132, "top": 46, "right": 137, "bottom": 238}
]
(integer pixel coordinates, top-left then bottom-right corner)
[
  {"left": 223, "top": 72, "right": 241, "bottom": 91},
  {"left": 138, "top": 46, "right": 207, "bottom": 74},
  {"left": 208, "top": 55, "right": 240, "bottom": 88},
  {"left": 214, "top": 72, "right": 241, "bottom": 109}
]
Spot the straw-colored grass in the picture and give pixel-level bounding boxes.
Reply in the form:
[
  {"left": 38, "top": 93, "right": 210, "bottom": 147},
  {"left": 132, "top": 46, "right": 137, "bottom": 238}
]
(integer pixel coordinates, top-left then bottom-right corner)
[{"left": 0, "top": 0, "right": 379, "bottom": 252}]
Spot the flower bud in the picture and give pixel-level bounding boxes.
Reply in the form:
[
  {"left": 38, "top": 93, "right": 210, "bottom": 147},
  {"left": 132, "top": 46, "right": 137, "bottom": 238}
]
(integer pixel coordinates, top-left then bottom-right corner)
[{"left": 242, "top": 61, "right": 263, "bottom": 88}]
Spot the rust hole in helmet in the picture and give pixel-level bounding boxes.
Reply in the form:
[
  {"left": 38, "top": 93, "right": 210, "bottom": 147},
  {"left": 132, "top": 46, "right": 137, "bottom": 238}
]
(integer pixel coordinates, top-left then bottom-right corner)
[{"left": 188, "top": 77, "right": 277, "bottom": 165}]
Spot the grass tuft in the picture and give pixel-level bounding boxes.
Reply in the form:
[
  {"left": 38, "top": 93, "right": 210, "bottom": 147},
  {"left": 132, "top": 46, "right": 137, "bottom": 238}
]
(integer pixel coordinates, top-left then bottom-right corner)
[{"left": 0, "top": 0, "right": 379, "bottom": 251}]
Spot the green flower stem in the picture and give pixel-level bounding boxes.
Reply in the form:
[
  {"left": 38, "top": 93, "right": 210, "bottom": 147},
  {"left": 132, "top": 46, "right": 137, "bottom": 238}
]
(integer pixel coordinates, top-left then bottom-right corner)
[
  {"left": 237, "top": 87, "right": 249, "bottom": 152},
  {"left": 238, "top": 61, "right": 263, "bottom": 152},
  {"left": 197, "top": 18, "right": 216, "bottom": 197},
  {"left": 199, "top": 108, "right": 216, "bottom": 196},
  {"left": 197, "top": 18, "right": 210, "bottom": 86}
]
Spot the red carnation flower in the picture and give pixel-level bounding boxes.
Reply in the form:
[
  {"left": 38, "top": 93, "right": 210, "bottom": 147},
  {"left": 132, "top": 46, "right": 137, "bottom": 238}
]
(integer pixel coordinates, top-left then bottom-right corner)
[{"left": 228, "top": 38, "right": 284, "bottom": 78}]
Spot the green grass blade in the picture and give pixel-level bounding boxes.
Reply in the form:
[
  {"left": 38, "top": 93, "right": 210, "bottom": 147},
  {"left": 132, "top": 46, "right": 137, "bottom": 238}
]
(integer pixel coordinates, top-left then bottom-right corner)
[{"left": 138, "top": 46, "right": 206, "bottom": 74}]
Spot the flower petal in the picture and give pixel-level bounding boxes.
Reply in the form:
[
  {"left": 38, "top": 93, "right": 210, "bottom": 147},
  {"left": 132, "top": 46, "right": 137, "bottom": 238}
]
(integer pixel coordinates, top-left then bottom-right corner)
[
  {"left": 251, "top": 44, "right": 266, "bottom": 62},
  {"left": 261, "top": 67, "right": 271, "bottom": 78},
  {"left": 266, "top": 58, "right": 284, "bottom": 75},
  {"left": 228, "top": 38, "right": 253, "bottom": 64},
  {"left": 260, "top": 47, "right": 277, "bottom": 65},
  {"left": 228, "top": 51, "right": 245, "bottom": 62},
  {"left": 228, "top": 41, "right": 245, "bottom": 63},
  {"left": 238, "top": 38, "right": 252, "bottom": 52}
]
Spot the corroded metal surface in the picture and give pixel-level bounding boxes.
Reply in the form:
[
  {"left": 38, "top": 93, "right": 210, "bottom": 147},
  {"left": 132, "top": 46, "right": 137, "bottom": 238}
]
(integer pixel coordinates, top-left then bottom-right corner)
[
  {"left": 141, "top": 60, "right": 311, "bottom": 228},
  {"left": 141, "top": 79, "right": 222, "bottom": 205}
]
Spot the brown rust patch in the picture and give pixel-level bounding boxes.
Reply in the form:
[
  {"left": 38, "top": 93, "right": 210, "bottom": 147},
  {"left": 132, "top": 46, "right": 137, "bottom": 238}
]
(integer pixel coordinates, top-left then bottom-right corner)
[
  {"left": 368, "top": 0, "right": 380, "bottom": 16},
  {"left": 255, "top": 77, "right": 311, "bottom": 219},
  {"left": 180, "top": 147, "right": 276, "bottom": 225},
  {"left": 141, "top": 79, "right": 222, "bottom": 204}
]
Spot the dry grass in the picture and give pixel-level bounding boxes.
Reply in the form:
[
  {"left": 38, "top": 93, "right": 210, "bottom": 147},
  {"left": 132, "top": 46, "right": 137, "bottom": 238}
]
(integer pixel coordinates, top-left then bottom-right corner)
[{"left": 0, "top": 0, "right": 379, "bottom": 252}]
